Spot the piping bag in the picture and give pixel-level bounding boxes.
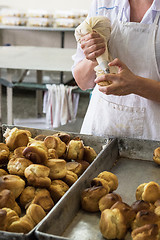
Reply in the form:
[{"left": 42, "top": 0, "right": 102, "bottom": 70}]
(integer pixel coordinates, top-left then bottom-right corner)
[{"left": 75, "top": 16, "right": 118, "bottom": 75}]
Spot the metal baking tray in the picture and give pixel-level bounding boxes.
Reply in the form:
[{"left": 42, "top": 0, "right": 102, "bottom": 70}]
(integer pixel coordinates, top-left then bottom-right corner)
[
  {"left": 0, "top": 124, "right": 109, "bottom": 240},
  {"left": 35, "top": 137, "right": 160, "bottom": 240}
]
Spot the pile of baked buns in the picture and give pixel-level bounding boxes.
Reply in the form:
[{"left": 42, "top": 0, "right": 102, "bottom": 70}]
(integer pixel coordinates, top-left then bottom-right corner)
[
  {"left": 0, "top": 127, "right": 97, "bottom": 233},
  {"left": 81, "top": 171, "right": 160, "bottom": 239}
]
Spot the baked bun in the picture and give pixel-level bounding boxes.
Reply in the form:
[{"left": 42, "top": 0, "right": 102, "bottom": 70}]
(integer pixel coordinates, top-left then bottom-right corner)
[
  {"left": 31, "top": 188, "right": 54, "bottom": 212},
  {"left": 2, "top": 207, "right": 19, "bottom": 230},
  {"left": 49, "top": 179, "right": 69, "bottom": 203},
  {"left": 26, "top": 203, "right": 46, "bottom": 226},
  {"left": 0, "top": 143, "right": 10, "bottom": 165},
  {"left": 0, "top": 168, "right": 8, "bottom": 176},
  {"left": 19, "top": 186, "right": 36, "bottom": 209},
  {"left": 0, "top": 189, "right": 21, "bottom": 215},
  {"left": 66, "top": 140, "right": 84, "bottom": 161},
  {"left": 99, "top": 208, "right": 127, "bottom": 239},
  {"left": 48, "top": 149, "right": 59, "bottom": 159},
  {"left": 81, "top": 186, "right": 107, "bottom": 212},
  {"left": 23, "top": 141, "right": 48, "bottom": 165},
  {"left": 131, "top": 200, "right": 152, "bottom": 213},
  {"left": 53, "top": 132, "right": 71, "bottom": 145},
  {"left": 24, "top": 164, "right": 51, "bottom": 188},
  {"left": 46, "top": 159, "right": 67, "bottom": 179},
  {"left": 91, "top": 177, "right": 110, "bottom": 193},
  {"left": 44, "top": 136, "right": 66, "bottom": 158},
  {"left": 0, "top": 174, "right": 25, "bottom": 198},
  {"left": 131, "top": 224, "right": 159, "bottom": 240},
  {"left": 7, "top": 157, "right": 32, "bottom": 176},
  {"left": 7, "top": 216, "right": 33, "bottom": 233},
  {"left": 153, "top": 147, "right": 160, "bottom": 165},
  {"left": 76, "top": 160, "right": 89, "bottom": 173},
  {"left": 13, "top": 146, "right": 26, "bottom": 158},
  {"left": 83, "top": 146, "right": 97, "bottom": 163},
  {"left": 131, "top": 210, "right": 159, "bottom": 230},
  {"left": 97, "top": 171, "right": 118, "bottom": 192},
  {"left": 62, "top": 170, "right": 78, "bottom": 186},
  {"left": 0, "top": 209, "right": 7, "bottom": 230},
  {"left": 4, "top": 127, "right": 29, "bottom": 151},
  {"left": 111, "top": 201, "right": 136, "bottom": 227},
  {"left": 136, "top": 181, "right": 160, "bottom": 203},
  {"left": 34, "top": 134, "right": 47, "bottom": 141},
  {"left": 66, "top": 161, "right": 83, "bottom": 177},
  {"left": 99, "top": 192, "right": 122, "bottom": 212}
]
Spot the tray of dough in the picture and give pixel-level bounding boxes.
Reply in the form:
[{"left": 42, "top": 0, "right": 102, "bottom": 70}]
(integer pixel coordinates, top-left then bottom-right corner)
[
  {"left": 35, "top": 137, "right": 160, "bottom": 240},
  {"left": 0, "top": 124, "right": 108, "bottom": 240}
]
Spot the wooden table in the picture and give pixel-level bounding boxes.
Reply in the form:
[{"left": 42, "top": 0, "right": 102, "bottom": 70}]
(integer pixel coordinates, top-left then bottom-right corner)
[{"left": 0, "top": 46, "right": 76, "bottom": 125}]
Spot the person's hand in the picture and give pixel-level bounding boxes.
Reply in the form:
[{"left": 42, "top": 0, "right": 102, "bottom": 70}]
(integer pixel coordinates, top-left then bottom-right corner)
[
  {"left": 94, "top": 58, "right": 138, "bottom": 96},
  {"left": 80, "top": 31, "right": 106, "bottom": 62}
]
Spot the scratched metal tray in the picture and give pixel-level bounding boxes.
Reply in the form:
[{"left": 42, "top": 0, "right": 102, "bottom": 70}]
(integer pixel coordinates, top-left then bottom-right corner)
[
  {"left": 35, "top": 137, "right": 160, "bottom": 240},
  {"left": 0, "top": 125, "right": 108, "bottom": 240}
]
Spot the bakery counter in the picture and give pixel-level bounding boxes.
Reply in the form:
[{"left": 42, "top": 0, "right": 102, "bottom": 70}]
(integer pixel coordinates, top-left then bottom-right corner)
[
  {"left": 0, "top": 125, "right": 108, "bottom": 240},
  {"left": 35, "top": 137, "right": 160, "bottom": 240}
]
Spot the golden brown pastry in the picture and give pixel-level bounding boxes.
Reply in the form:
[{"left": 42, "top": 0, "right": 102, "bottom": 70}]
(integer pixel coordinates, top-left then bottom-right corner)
[
  {"left": 0, "top": 174, "right": 25, "bottom": 199},
  {"left": 97, "top": 171, "right": 118, "bottom": 192},
  {"left": 99, "top": 192, "right": 122, "bottom": 212},
  {"left": 34, "top": 134, "right": 47, "bottom": 141},
  {"left": 0, "top": 209, "right": 7, "bottom": 230},
  {"left": 111, "top": 201, "right": 136, "bottom": 227},
  {"left": 62, "top": 170, "right": 78, "bottom": 186},
  {"left": 2, "top": 207, "right": 19, "bottom": 230},
  {"left": 49, "top": 179, "right": 69, "bottom": 203},
  {"left": 66, "top": 139, "right": 84, "bottom": 161},
  {"left": 153, "top": 147, "right": 160, "bottom": 165},
  {"left": 31, "top": 188, "right": 54, "bottom": 212},
  {"left": 7, "top": 157, "right": 32, "bottom": 176},
  {"left": 13, "top": 146, "right": 26, "bottom": 158},
  {"left": 53, "top": 132, "right": 71, "bottom": 145},
  {"left": 0, "top": 189, "right": 21, "bottom": 215},
  {"left": 46, "top": 159, "right": 67, "bottom": 179},
  {"left": 3, "top": 127, "right": 29, "bottom": 151},
  {"left": 26, "top": 203, "right": 46, "bottom": 226},
  {"left": 23, "top": 141, "right": 48, "bottom": 165},
  {"left": 136, "top": 181, "right": 160, "bottom": 203},
  {"left": 131, "top": 200, "right": 153, "bottom": 213},
  {"left": 48, "top": 149, "right": 59, "bottom": 159},
  {"left": 66, "top": 161, "right": 83, "bottom": 177},
  {"left": 99, "top": 208, "right": 127, "bottom": 239},
  {"left": 44, "top": 136, "right": 66, "bottom": 158},
  {"left": 81, "top": 186, "right": 108, "bottom": 212},
  {"left": 19, "top": 186, "right": 36, "bottom": 209},
  {"left": 0, "top": 143, "right": 10, "bottom": 165},
  {"left": 83, "top": 146, "right": 97, "bottom": 163},
  {"left": 131, "top": 210, "right": 159, "bottom": 230},
  {"left": 76, "top": 160, "right": 90, "bottom": 173},
  {"left": 24, "top": 164, "right": 51, "bottom": 188},
  {"left": 91, "top": 177, "right": 110, "bottom": 193},
  {"left": 0, "top": 168, "right": 8, "bottom": 176},
  {"left": 131, "top": 224, "right": 159, "bottom": 240},
  {"left": 7, "top": 216, "right": 33, "bottom": 233}
]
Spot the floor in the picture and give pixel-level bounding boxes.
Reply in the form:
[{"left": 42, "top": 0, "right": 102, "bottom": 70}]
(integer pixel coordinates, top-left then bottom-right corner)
[{"left": 1, "top": 86, "right": 90, "bottom": 133}]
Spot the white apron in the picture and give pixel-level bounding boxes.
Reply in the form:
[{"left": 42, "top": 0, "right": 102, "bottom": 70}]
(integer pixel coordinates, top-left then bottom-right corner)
[{"left": 81, "top": 9, "right": 160, "bottom": 140}]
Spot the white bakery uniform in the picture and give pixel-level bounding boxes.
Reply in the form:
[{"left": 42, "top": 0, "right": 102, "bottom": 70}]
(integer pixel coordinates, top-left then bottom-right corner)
[{"left": 72, "top": 0, "right": 160, "bottom": 140}]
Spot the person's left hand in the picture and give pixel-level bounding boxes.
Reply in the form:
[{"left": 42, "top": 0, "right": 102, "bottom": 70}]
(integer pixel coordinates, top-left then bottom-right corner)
[{"left": 94, "top": 58, "right": 137, "bottom": 96}]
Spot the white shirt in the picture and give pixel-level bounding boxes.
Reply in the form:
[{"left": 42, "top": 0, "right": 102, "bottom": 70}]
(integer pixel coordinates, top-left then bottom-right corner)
[{"left": 72, "top": 0, "right": 160, "bottom": 75}]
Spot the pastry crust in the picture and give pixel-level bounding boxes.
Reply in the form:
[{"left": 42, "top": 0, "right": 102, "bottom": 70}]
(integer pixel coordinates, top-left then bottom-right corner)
[
  {"left": 44, "top": 136, "right": 66, "bottom": 158},
  {"left": 26, "top": 203, "right": 46, "bottom": 226},
  {"left": 153, "top": 147, "right": 160, "bottom": 165},
  {"left": 46, "top": 159, "right": 67, "bottom": 179},
  {"left": 83, "top": 146, "right": 97, "bottom": 163},
  {"left": 66, "top": 161, "right": 83, "bottom": 177},
  {"left": 49, "top": 179, "right": 69, "bottom": 203},
  {"left": 0, "top": 143, "right": 10, "bottom": 165},
  {"left": 7, "top": 157, "right": 32, "bottom": 176},
  {"left": 62, "top": 170, "right": 78, "bottom": 186},
  {"left": 0, "top": 168, "right": 8, "bottom": 177},
  {"left": 136, "top": 181, "right": 160, "bottom": 203},
  {"left": 97, "top": 171, "right": 118, "bottom": 192},
  {"left": 99, "top": 192, "right": 122, "bottom": 212},
  {"left": 19, "top": 186, "right": 36, "bottom": 209},
  {"left": 0, "top": 209, "right": 7, "bottom": 230},
  {"left": 66, "top": 139, "right": 84, "bottom": 161},
  {"left": 131, "top": 224, "right": 159, "bottom": 240}
]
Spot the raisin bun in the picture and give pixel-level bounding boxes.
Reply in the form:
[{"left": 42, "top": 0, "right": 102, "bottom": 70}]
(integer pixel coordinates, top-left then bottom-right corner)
[
  {"left": 44, "top": 136, "right": 66, "bottom": 158},
  {"left": 0, "top": 174, "right": 25, "bottom": 199},
  {"left": 3, "top": 127, "right": 29, "bottom": 151},
  {"left": 153, "top": 146, "right": 160, "bottom": 165},
  {"left": 49, "top": 179, "right": 69, "bottom": 203},
  {"left": 81, "top": 186, "right": 108, "bottom": 212},
  {"left": 99, "top": 208, "right": 127, "bottom": 239},
  {"left": 97, "top": 171, "right": 118, "bottom": 192},
  {"left": 136, "top": 181, "right": 160, "bottom": 203},
  {"left": 99, "top": 192, "right": 122, "bottom": 212},
  {"left": 24, "top": 164, "right": 51, "bottom": 188},
  {"left": 0, "top": 143, "right": 10, "bottom": 165},
  {"left": 131, "top": 224, "right": 159, "bottom": 240},
  {"left": 83, "top": 146, "right": 97, "bottom": 163},
  {"left": 66, "top": 139, "right": 84, "bottom": 161},
  {"left": 0, "top": 189, "right": 21, "bottom": 215},
  {"left": 7, "top": 157, "right": 32, "bottom": 176},
  {"left": 131, "top": 210, "right": 159, "bottom": 230},
  {"left": 23, "top": 141, "right": 48, "bottom": 165},
  {"left": 46, "top": 159, "right": 67, "bottom": 179}
]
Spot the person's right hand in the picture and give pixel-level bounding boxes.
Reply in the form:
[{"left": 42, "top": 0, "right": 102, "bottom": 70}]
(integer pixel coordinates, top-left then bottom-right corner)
[{"left": 80, "top": 31, "right": 106, "bottom": 62}]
